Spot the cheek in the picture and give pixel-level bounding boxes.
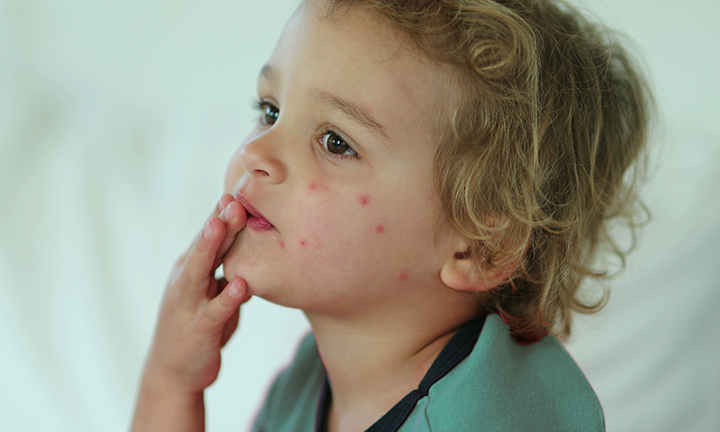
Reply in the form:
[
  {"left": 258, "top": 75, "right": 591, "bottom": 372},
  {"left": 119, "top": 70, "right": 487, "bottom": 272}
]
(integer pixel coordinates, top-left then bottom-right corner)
[
  {"left": 292, "top": 199, "right": 364, "bottom": 249},
  {"left": 288, "top": 184, "right": 439, "bottom": 286},
  {"left": 287, "top": 195, "right": 386, "bottom": 275}
]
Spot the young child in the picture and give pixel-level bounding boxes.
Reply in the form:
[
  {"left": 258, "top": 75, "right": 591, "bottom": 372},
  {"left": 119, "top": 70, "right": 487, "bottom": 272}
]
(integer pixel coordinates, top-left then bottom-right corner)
[{"left": 132, "top": 0, "right": 651, "bottom": 430}]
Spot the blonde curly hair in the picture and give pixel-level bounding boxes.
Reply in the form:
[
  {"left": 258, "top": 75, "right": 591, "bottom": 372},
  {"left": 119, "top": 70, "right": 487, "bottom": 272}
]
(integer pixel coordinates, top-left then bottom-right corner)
[{"left": 324, "top": 0, "right": 652, "bottom": 342}]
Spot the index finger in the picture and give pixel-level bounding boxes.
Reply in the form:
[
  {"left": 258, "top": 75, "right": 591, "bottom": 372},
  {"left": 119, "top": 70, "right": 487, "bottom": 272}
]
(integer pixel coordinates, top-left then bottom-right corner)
[
  {"left": 178, "top": 216, "right": 228, "bottom": 306},
  {"left": 196, "top": 194, "right": 235, "bottom": 242},
  {"left": 176, "top": 194, "right": 235, "bottom": 265}
]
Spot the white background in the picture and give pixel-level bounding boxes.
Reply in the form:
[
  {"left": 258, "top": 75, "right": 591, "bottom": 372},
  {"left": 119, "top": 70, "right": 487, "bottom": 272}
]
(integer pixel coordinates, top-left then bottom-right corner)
[{"left": 1, "top": 0, "right": 718, "bottom": 431}]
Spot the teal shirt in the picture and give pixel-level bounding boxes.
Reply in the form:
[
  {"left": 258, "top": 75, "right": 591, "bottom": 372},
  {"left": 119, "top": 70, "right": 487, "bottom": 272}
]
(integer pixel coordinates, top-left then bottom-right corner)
[{"left": 253, "top": 314, "right": 604, "bottom": 432}]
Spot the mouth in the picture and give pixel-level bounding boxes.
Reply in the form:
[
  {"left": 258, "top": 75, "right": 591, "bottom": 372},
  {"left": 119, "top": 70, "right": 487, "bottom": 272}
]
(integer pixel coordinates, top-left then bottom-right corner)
[{"left": 234, "top": 192, "right": 275, "bottom": 231}]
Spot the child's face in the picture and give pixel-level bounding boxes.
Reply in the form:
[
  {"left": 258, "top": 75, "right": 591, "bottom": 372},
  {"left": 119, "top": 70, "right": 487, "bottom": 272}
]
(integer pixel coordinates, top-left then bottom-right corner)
[{"left": 222, "top": 0, "right": 461, "bottom": 316}]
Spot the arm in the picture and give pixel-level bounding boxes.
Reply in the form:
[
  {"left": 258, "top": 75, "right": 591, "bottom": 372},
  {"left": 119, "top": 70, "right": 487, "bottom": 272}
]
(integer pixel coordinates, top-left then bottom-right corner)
[
  {"left": 132, "top": 368, "right": 206, "bottom": 432},
  {"left": 131, "top": 194, "right": 250, "bottom": 432}
]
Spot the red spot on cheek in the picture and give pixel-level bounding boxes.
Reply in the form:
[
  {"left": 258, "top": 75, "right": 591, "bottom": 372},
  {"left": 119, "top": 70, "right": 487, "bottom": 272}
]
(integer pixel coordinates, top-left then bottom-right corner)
[
  {"left": 309, "top": 182, "right": 329, "bottom": 192},
  {"left": 359, "top": 195, "right": 370, "bottom": 206},
  {"left": 399, "top": 271, "right": 409, "bottom": 280},
  {"left": 375, "top": 224, "right": 384, "bottom": 233},
  {"left": 280, "top": 241, "right": 285, "bottom": 248},
  {"left": 300, "top": 240, "right": 307, "bottom": 247}
]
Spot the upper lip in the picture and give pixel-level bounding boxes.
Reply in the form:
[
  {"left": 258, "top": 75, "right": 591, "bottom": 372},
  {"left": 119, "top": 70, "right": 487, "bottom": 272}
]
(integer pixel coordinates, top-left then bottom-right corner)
[{"left": 233, "top": 192, "right": 272, "bottom": 224}]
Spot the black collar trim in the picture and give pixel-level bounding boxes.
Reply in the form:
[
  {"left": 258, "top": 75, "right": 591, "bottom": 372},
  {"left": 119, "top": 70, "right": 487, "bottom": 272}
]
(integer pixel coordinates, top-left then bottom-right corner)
[{"left": 315, "top": 316, "right": 486, "bottom": 432}]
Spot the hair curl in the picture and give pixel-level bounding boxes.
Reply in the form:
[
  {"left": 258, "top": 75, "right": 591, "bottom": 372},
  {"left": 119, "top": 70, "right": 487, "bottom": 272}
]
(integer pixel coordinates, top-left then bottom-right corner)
[{"left": 324, "top": 0, "right": 652, "bottom": 342}]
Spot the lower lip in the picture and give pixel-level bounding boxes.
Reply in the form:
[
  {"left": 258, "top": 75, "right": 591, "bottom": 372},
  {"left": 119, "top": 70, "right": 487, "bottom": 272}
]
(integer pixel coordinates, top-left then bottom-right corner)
[{"left": 247, "top": 216, "right": 274, "bottom": 231}]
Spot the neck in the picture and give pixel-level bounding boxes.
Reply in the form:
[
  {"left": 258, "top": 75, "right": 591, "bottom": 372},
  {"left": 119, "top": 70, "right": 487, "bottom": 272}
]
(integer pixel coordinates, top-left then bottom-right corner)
[{"left": 305, "top": 293, "right": 479, "bottom": 432}]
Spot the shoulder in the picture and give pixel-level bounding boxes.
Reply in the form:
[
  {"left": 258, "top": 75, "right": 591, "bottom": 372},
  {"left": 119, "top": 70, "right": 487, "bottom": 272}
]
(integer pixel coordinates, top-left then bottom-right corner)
[
  {"left": 408, "top": 314, "right": 605, "bottom": 432},
  {"left": 253, "top": 332, "right": 325, "bottom": 432}
]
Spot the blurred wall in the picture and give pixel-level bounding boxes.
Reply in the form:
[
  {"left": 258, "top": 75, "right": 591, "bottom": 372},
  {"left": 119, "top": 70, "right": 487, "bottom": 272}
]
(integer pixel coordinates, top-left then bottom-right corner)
[
  {"left": 0, "top": 1, "right": 718, "bottom": 431},
  {"left": 0, "top": 1, "right": 307, "bottom": 430}
]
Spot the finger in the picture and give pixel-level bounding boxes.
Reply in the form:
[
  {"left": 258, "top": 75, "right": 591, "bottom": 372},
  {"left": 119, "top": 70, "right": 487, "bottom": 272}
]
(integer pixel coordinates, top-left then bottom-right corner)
[
  {"left": 178, "top": 217, "right": 227, "bottom": 306},
  {"left": 196, "top": 194, "right": 235, "bottom": 242},
  {"left": 177, "top": 194, "right": 236, "bottom": 265},
  {"left": 209, "top": 277, "right": 229, "bottom": 299},
  {"left": 217, "top": 194, "right": 235, "bottom": 211},
  {"left": 213, "top": 201, "right": 248, "bottom": 268},
  {"left": 196, "top": 193, "right": 235, "bottom": 244},
  {"left": 220, "top": 307, "right": 240, "bottom": 347},
  {"left": 205, "top": 193, "right": 234, "bottom": 220},
  {"left": 184, "top": 193, "right": 233, "bottom": 273},
  {"left": 203, "top": 278, "right": 251, "bottom": 330}
]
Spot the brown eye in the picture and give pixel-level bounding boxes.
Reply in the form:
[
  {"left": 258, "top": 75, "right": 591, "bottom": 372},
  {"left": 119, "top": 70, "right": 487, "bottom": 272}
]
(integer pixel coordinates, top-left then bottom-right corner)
[
  {"left": 259, "top": 102, "right": 279, "bottom": 125},
  {"left": 323, "top": 132, "right": 348, "bottom": 153},
  {"left": 321, "top": 131, "right": 357, "bottom": 157},
  {"left": 262, "top": 104, "right": 279, "bottom": 125}
]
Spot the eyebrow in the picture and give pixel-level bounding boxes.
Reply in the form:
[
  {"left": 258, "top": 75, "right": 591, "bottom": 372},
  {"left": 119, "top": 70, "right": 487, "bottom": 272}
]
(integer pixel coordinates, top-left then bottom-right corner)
[
  {"left": 259, "top": 64, "right": 388, "bottom": 140},
  {"left": 311, "top": 90, "right": 389, "bottom": 140},
  {"left": 259, "top": 64, "right": 275, "bottom": 81}
]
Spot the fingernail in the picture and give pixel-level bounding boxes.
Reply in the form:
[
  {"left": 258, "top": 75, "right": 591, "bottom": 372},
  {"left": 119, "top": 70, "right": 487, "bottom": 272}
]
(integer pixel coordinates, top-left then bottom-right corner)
[
  {"left": 228, "top": 280, "right": 241, "bottom": 298},
  {"left": 223, "top": 204, "right": 235, "bottom": 220},
  {"left": 202, "top": 221, "right": 215, "bottom": 239}
]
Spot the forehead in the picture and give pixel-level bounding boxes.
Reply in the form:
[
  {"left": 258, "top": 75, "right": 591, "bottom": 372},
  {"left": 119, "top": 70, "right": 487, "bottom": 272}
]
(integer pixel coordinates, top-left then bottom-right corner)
[{"left": 264, "top": 0, "right": 455, "bottom": 145}]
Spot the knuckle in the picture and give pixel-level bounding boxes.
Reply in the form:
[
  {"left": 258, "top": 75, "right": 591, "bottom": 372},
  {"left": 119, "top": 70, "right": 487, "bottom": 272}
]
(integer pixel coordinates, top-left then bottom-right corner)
[{"left": 199, "top": 307, "right": 221, "bottom": 329}]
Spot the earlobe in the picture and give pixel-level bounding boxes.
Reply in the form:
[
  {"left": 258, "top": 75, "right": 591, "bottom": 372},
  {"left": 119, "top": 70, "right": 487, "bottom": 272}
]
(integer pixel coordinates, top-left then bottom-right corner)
[
  {"left": 440, "top": 219, "right": 522, "bottom": 293},
  {"left": 440, "top": 249, "right": 517, "bottom": 293},
  {"left": 440, "top": 254, "right": 495, "bottom": 292}
]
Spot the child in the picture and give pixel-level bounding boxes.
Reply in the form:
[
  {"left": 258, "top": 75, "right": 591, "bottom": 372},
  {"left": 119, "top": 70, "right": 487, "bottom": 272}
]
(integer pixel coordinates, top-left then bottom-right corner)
[{"left": 132, "top": 0, "right": 651, "bottom": 430}]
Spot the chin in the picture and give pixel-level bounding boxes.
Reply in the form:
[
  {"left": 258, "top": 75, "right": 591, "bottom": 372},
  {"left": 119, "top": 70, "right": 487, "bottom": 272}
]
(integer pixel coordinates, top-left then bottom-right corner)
[{"left": 221, "top": 259, "right": 266, "bottom": 299}]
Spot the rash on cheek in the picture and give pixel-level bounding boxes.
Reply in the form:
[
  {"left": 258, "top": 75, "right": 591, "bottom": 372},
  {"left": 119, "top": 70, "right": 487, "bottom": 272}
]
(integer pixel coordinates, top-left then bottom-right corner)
[
  {"left": 309, "top": 181, "right": 330, "bottom": 192},
  {"left": 355, "top": 194, "right": 385, "bottom": 234}
]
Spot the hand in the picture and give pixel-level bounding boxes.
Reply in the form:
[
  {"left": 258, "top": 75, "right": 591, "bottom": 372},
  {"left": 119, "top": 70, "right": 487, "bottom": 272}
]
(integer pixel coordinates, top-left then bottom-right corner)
[
  {"left": 132, "top": 194, "right": 251, "bottom": 432},
  {"left": 147, "top": 194, "right": 250, "bottom": 392}
]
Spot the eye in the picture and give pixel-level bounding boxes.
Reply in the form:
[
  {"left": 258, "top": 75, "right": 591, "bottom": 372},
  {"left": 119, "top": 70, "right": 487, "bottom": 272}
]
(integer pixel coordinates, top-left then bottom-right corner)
[
  {"left": 320, "top": 130, "right": 358, "bottom": 158},
  {"left": 253, "top": 100, "right": 279, "bottom": 126}
]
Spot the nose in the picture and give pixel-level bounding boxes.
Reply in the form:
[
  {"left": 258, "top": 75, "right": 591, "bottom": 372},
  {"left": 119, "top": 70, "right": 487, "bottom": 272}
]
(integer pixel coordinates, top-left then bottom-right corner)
[{"left": 239, "top": 133, "right": 287, "bottom": 184}]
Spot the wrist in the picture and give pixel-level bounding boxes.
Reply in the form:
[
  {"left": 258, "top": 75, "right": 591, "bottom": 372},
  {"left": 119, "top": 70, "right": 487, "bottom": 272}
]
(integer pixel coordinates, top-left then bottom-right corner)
[
  {"left": 133, "top": 369, "right": 206, "bottom": 432},
  {"left": 141, "top": 360, "right": 204, "bottom": 398}
]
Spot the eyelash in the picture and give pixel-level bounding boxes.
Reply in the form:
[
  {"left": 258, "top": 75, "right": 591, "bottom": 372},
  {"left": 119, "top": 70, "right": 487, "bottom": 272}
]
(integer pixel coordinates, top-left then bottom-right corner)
[
  {"left": 252, "top": 99, "right": 278, "bottom": 126},
  {"left": 251, "top": 99, "right": 359, "bottom": 160},
  {"left": 318, "top": 127, "right": 359, "bottom": 159}
]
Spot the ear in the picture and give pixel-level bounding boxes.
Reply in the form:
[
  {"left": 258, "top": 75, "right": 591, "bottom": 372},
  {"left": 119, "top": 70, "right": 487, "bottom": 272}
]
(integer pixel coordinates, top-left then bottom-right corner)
[{"left": 440, "top": 239, "right": 517, "bottom": 293}]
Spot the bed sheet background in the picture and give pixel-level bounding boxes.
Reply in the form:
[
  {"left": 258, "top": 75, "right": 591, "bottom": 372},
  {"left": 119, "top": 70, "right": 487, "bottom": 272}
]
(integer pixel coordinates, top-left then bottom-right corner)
[{"left": 0, "top": 0, "right": 718, "bottom": 431}]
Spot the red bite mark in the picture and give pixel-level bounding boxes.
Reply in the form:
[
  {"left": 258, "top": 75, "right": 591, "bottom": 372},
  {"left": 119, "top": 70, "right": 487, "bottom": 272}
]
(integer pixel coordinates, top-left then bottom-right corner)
[
  {"left": 398, "top": 270, "right": 409, "bottom": 280},
  {"left": 300, "top": 240, "right": 307, "bottom": 247},
  {"left": 280, "top": 241, "right": 285, "bottom": 248},
  {"left": 375, "top": 224, "right": 384, "bottom": 233},
  {"left": 309, "top": 182, "right": 329, "bottom": 192},
  {"left": 359, "top": 195, "right": 370, "bottom": 206}
]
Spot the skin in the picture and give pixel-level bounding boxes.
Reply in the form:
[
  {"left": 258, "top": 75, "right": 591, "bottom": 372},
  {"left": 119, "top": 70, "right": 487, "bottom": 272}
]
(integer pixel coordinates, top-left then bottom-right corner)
[
  {"left": 132, "top": 195, "right": 251, "bottom": 432},
  {"left": 132, "top": 1, "right": 498, "bottom": 431},
  {"left": 222, "top": 3, "right": 485, "bottom": 430},
  {"left": 222, "top": 6, "right": 462, "bottom": 319}
]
